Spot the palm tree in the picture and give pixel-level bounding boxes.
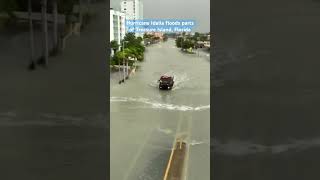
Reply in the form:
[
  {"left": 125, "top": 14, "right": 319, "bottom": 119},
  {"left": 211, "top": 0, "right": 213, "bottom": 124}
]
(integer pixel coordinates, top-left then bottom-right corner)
[
  {"left": 41, "top": 0, "right": 49, "bottom": 66},
  {"left": 28, "top": 0, "right": 35, "bottom": 70}
]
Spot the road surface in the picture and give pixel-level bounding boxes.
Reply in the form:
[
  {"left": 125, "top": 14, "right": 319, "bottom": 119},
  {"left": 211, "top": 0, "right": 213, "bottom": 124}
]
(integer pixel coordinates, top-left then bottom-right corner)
[{"left": 110, "top": 39, "right": 210, "bottom": 180}]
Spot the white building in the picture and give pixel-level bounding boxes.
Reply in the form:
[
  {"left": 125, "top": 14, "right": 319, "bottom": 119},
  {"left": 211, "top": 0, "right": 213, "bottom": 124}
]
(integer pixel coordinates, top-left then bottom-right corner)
[
  {"left": 110, "top": 8, "right": 126, "bottom": 46},
  {"left": 121, "top": 0, "right": 143, "bottom": 20},
  {"left": 120, "top": 1, "right": 134, "bottom": 19},
  {"left": 121, "top": 0, "right": 143, "bottom": 36}
]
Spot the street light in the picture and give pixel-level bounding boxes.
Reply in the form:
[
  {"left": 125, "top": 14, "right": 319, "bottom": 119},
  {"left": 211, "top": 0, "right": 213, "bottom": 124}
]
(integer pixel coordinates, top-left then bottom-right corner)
[
  {"left": 119, "top": 40, "right": 129, "bottom": 84},
  {"left": 126, "top": 56, "right": 131, "bottom": 80}
]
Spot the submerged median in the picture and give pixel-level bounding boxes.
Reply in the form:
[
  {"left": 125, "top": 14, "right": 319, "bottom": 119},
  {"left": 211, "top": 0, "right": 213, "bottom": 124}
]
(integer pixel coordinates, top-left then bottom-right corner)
[{"left": 163, "top": 140, "right": 188, "bottom": 180}]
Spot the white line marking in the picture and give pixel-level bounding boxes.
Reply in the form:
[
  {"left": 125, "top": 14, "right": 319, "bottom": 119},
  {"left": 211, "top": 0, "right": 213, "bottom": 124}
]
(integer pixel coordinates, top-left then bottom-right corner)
[{"left": 123, "top": 129, "right": 152, "bottom": 180}]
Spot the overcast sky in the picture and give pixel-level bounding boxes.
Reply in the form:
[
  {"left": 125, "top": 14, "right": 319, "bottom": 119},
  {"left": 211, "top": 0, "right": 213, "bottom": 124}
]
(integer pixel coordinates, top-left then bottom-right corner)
[{"left": 111, "top": 0, "right": 210, "bottom": 32}]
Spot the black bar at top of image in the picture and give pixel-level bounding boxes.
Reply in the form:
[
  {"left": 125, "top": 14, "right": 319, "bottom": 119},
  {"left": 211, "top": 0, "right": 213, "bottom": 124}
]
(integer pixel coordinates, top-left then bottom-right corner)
[{"left": 211, "top": 0, "right": 320, "bottom": 180}]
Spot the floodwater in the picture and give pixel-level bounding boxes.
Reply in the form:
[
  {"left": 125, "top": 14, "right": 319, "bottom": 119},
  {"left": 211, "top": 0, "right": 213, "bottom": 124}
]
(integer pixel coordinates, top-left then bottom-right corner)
[
  {"left": 0, "top": 3, "right": 108, "bottom": 179},
  {"left": 212, "top": 0, "right": 320, "bottom": 179},
  {"left": 110, "top": 39, "right": 210, "bottom": 180}
]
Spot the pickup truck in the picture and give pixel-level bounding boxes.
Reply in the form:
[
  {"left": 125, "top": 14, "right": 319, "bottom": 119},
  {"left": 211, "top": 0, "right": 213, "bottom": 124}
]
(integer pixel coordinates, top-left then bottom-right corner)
[{"left": 158, "top": 75, "right": 174, "bottom": 90}]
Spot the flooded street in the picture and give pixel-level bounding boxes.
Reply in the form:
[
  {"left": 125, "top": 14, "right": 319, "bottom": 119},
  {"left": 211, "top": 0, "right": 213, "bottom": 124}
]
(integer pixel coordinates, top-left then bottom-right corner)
[
  {"left": 0, "top": 3, "right": 108, "bottom": 179},
  {"left": 110, "top": 39, "right": 210, "bottom": 180},
  {"left": 212, "top": 0, "right": 320, "bottom": 179}
]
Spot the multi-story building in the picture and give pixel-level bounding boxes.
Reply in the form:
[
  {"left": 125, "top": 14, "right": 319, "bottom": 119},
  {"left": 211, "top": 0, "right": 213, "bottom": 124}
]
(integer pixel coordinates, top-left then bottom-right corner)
[
  {"left": 121, "top": 0, "right": 143, "bottom": 20},
  {"left": 120, "top": 0, "right": 143, "bottom": 36},
  {"left": 120, "top": 1, "right": 134, "bottom": 19},
  {"left": 146, "top": 32, "right": 164, "bottom": 40},
  {"left": 110, "top": 8, "right": 126, "bottom": 46}
]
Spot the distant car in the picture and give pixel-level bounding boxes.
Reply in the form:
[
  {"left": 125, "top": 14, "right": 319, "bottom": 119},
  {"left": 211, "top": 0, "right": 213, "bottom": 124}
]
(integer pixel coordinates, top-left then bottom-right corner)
[{"left": 158, "top": 75, "right": 174, "bottom": 90}]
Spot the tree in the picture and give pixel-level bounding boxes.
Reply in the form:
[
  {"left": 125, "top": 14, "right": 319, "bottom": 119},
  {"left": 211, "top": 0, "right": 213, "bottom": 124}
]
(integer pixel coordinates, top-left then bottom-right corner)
[
  {"left": 110, "top": 40, "right": 119, "bottom": 55},
  {"left": 193, "top": 32, "right": 200, "bottom": 41},
  {"left": 128, "top": 47, "right": 143, "bottom": 61},
  {"left": 143, "top": 33, "right": 153, "bottom": 39},
  {"left": 137, "top": 36, "right": 143, "bottom": 43},
  {"left": 41, "top": 0, "right": 49, "bottom": 66},
  {"left": 176, "top": 37, "right": 183, "bottom": 48},
  {"left": 113, "top": 51, "right": 124, "bottom": 65},
  {"left": 200, "top": 35, "right": 207, "bottom": 41},
  {"left": 123, "top": 32, "right": 145, "bottom": 53},
  {"left": 124, "top": 48, "right": 137, "bottom": 59},
  {"left": 120, "top": 32, "right": 146, "bottom": 62},
  {"left": 123, "top": 32, "right": 136, "bottom": 44},
  {"left": 181, "top": 39, "right": 194, "bottom": 50}
]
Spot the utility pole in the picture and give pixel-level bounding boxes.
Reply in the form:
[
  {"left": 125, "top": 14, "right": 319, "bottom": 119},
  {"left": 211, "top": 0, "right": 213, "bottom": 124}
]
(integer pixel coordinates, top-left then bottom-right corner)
[
  {"left": 123, "top": 57, "right": 125, "bottom": 83},
  {"left": 119, "top": 40, "right": 125, "bottom": 84},
  {"left": 120, "top": 41, "right": 129, "bottom": 83},
  {"left": 122, "top": 41, "right": 126, "bottom": 82},
  {"left": 28, "top": 0, "right": 35, "bottom": 69},
  {"left": 118, "top": 42, "right": 121, "bottom": 84},
  {"left": 79, "top": 0, "right": 83, "bottom": 25},
  {"left": 118, "top": 56, "right": 121, "bottom": 84},
  {"left": 41, "top": 0, "right": 49, "bottom": 67},
  {"left": 126, "top": 59, "right": 129, "bottom": 79},
  {"left": 52, "top": 0, "right": 58, "bottom": 51}
]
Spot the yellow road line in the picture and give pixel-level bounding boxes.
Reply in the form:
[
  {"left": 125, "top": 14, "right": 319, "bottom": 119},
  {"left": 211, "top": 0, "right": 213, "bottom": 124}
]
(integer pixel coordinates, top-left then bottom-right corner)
[
  {"left": 163, "top": 147, "right": 175, "bottom": 180},
  {"left": 163, "top": 111, "right": 185, "bottom": 180}
]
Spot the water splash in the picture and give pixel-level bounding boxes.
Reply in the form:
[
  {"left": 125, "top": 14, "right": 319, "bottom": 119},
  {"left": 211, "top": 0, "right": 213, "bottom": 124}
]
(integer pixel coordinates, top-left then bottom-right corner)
[
  {"left": 189, "top": 140, "right": 207, "bottom": 146},
  {"left": 110, "top": 96, "right": 210, "bottom": 112},
  {"left": 194, "top": 105, "right": 210, "bottom": 111},
  {"left": 156, "top": 127, "right": 173, "bottom": 135},
  {"left": 148, "top": 71, "right": 190, "bottom": 91}
]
